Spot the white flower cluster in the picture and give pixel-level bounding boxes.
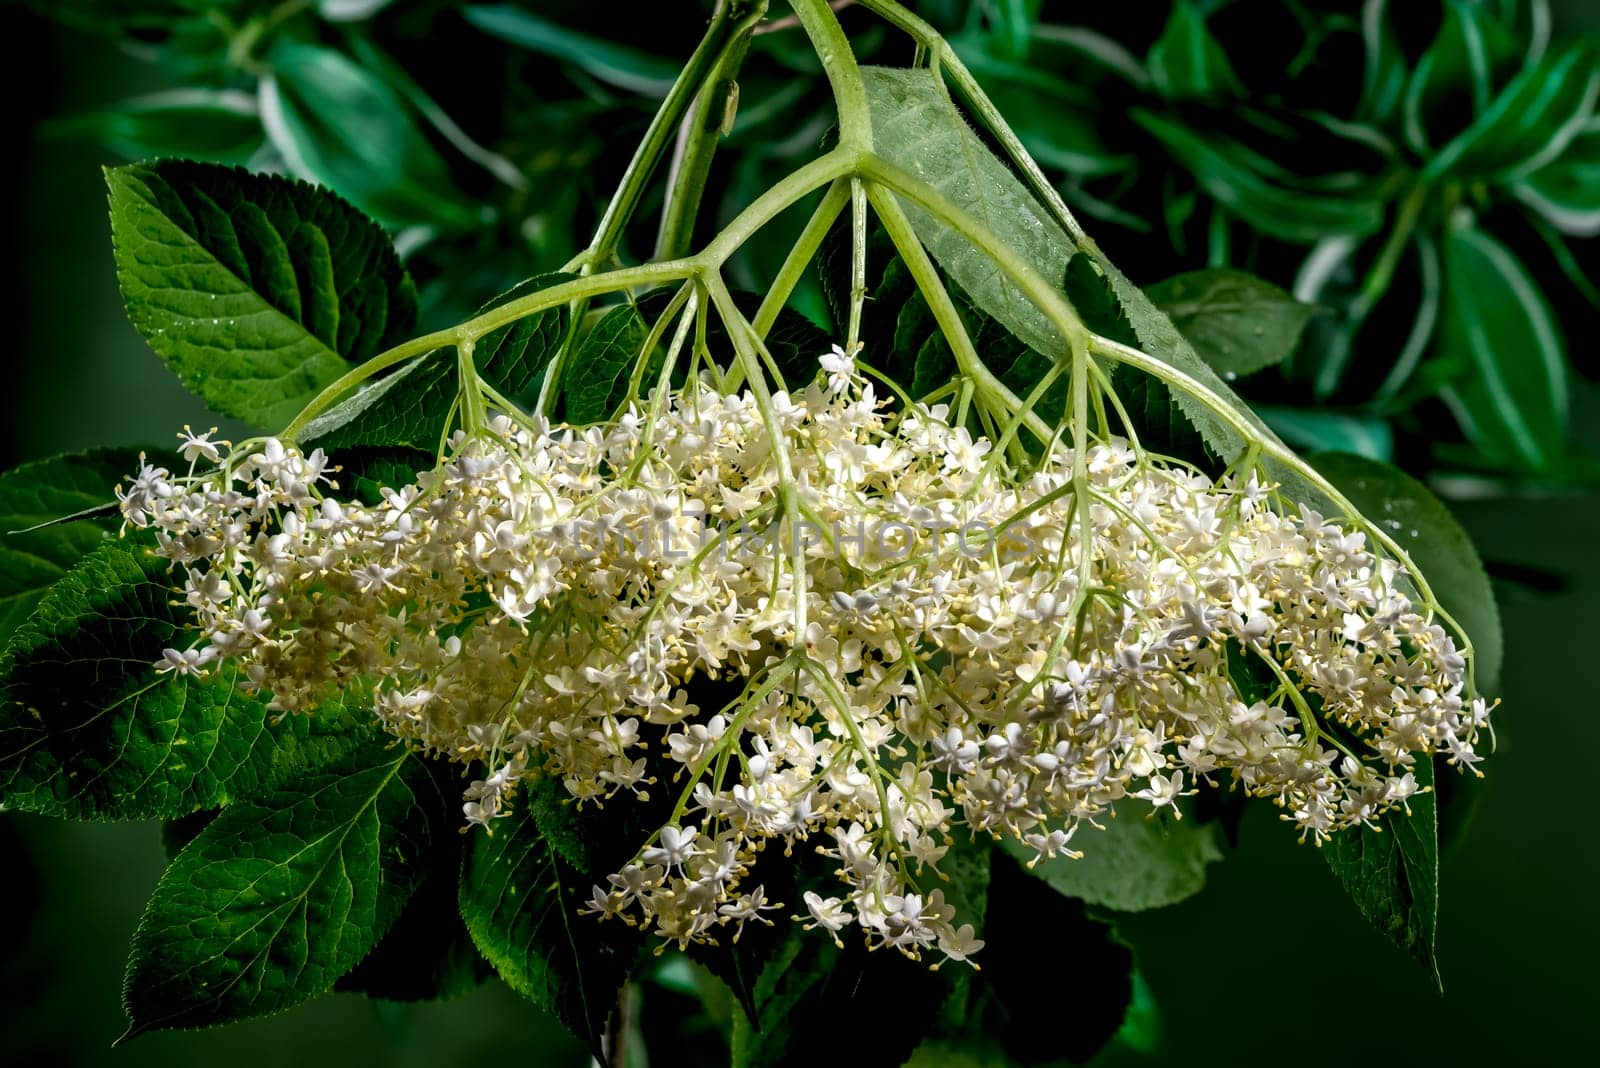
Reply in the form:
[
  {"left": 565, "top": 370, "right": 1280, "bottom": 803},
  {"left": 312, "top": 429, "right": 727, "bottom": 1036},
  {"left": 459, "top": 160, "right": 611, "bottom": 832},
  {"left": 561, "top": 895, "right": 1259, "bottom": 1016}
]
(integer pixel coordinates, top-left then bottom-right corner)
[{"left": 119, "top": 353, "right": 1487, "bottom": 966}]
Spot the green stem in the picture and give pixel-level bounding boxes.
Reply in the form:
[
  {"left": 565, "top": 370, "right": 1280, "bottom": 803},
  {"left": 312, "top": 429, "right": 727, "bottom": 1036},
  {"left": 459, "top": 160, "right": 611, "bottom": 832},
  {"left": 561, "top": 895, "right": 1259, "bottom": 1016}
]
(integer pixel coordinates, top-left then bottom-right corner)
[
  {"left": 655, "top": 2, "right": 769, "bottom": 260},
  {"left": 573, "top": 4, "right": 750, "bottom": 274},
  {"left": 751, "top": 178, "right": 850, "bottom": 340},
  {"left": 852, "top": 0, "right": 1091, "bottom": 247},
  {"left": 701, "top": 147, "right": 855, "bottom": 263},
  {"left": 789, "top": 0, "right": 874, "bottom": 150},
  {"left": 863, "top": 178, "right": 1051, "bottom": 444},
  {"left": 279, "top": 330, "right": 453, "bottom": 443}
]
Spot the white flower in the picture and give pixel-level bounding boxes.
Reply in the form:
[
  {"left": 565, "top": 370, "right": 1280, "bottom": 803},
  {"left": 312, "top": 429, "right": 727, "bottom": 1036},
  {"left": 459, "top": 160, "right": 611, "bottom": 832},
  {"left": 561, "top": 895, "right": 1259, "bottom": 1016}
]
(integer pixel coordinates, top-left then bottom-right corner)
[
  {"left": 124, "top": 353, "right": 1488, "bottom": 968},
  {"left": 177, "top": 425, "right": 225, "bottom": 465}
]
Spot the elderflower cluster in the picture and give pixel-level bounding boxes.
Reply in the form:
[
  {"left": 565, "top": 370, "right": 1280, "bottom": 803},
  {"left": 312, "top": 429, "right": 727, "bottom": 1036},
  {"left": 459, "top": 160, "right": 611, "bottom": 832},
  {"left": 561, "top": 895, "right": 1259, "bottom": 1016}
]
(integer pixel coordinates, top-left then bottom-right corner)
[{"left": 118, "top": 349, "right": 1487, "bottom": 966}]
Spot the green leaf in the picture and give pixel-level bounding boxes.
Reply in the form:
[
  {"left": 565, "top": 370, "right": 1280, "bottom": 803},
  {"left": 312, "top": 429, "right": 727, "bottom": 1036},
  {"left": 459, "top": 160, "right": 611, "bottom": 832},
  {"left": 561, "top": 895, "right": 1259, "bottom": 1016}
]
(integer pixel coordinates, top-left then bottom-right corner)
[
  {"left": 1358, "top": 0, "right": 1409, "bottom": 124},
  {"left": 306, "top": 273, "right": 571, "bottom": 450},
  {"left": 1435, "top": 223, "right": 1567, "bottom": 471},
  {"left": 0, "top": 448, "right": 147, "bottom": 649},
  {"left": 0, "top": 542, "right": 352, "bottom": 820},
  {"left": 1146, "top": 267, "right": 1318, "bottom": 378},
  {"left": 1513, "top": 117, "right": 1600, "bottom": 235},
  {"left": 1146, "top": 0, "right": 1241, "bottom": 100},
  {"left": 1423, "top": 40, "right": 1600, "bottom": 181},
  {"left": 1257, "top": 407, "right": 1395, "bottom": 463},
  {"left": 1403, "top": 0, "right": 1516, "bottom": 153},
  {"left": 462, "top": 5, "right": 679, "bottom": 96},
  {"left": 1133, "top": 110, "right": 1386, "bottom": 243},
  {"left": 563, "top": 302, "right": 650, "bottom": 427},
  {"left": 336, "top": 828, "right": 491, "bottom": 1002},
  {"left": 1322, "top": 756, "right": 1441, "bottom": 989},
  {"left": 861, "top": 65, "right": 1077, "bottom": 358},
  {"left": 108, "top": 160, "right": 420, "bottom": 429},
  {"left": 122, "top": 737, "right": 446, "bottom": 1034},
  {"left": 459, "top": 800, "right": 642, "bottom": 1057},
  {"left": 262, "top": 42, "right": 481, "bottom": 230},
  {"left": 42, "top": 89, "right": 262, "bottom": 164},
  {"left": 1003, "top": 805, "right": 1221, "bottom": 912},
  {"left": 1087, "top": 254, "right": 1336, "bottom": 513},
  {"left": 1308, "top": 451, "right": 1503, "bottom": 692}
]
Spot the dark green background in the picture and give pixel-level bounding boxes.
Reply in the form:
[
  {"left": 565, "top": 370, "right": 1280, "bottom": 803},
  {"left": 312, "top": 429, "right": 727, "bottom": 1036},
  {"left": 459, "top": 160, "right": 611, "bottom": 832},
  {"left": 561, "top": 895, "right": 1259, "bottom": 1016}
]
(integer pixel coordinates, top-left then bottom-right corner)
[{"left": 3, "top": 7, "right": 1597, "bottom": 1066}]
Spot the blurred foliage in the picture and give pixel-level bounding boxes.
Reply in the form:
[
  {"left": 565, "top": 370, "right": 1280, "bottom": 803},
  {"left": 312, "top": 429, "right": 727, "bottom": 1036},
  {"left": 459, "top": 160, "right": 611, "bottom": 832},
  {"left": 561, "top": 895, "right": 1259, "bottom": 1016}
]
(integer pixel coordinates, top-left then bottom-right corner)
[{"left": 29, "top": 0, "right": 1600, "bottom": 492}]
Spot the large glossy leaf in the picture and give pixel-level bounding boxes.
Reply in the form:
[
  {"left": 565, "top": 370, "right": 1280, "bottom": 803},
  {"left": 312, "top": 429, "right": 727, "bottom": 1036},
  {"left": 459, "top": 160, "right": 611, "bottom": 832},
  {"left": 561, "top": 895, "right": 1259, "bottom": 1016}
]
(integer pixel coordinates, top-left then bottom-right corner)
[
  {"left": 0, "top": 449, "right": 145, "bottom": 648},
  {"left": 1323, "top": 757, "right": 1442, "bottom": 989},
  {"left": 1423, "top": 40, "right": 1600, "bottom": 181},
  {"left": 462, "top": 5, "right": 678, "bottom": 96},
  {"left": 459, "top": 802, "right": 642, "bottom": 1058},
  {"left": 1146, "top": 267, "right": 1317, "bottom": 378},
  {"left": 306, "top": 273, "right": 571, "bottom": 451},
  {"left": 1310, "top": 451, "right": 1503, "bottom": 692},
  {"left": 861, "top": 65, "right": 1077, "bottom": 358},
  {"left": 109, "top": 160, "right": 420, "bottom": 429},
  {"left": 262, "top": 42, "right": 481, "bottom": 230},
  {"left": 0, "top": 542, "right": 352, "bottom": 820},
  {"left": 43, "top": 89, "right": 262, "bottom": 164},
  {"left": 1436, "top": 224, "right": 1567, "bottom": 471},
  {"left": 1513, "top": 117, "right": 1600, "bottom": 235},
  {"left": 1003, "top": 805, "right": 1221, "bottom": 912},
  {"left": 122, "top": 738, "right": 446, "bottom": 1034}
]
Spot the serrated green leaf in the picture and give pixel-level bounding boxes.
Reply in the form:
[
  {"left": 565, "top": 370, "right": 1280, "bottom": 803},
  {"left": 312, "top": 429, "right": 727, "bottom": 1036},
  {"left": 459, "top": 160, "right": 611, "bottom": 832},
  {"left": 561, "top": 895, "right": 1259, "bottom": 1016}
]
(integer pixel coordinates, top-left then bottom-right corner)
[
  {"left": 459, "top": 801, "right": 642, "bottom": 1058},
  {"left": 861, "top": 65, "right": 1077, "bottom": 358},
  {"left": 122, "top": 737, "right": 445, "bottom": 1033},
  {"left": 0, "top": 448, "right": 149, "bottom": 649},
  {"left": 1309, "top": 451, "right": 1502, "bottom": 691},
  {"left": 0, "top": 542, "right": 350, "bottom": 820},
  {"left": 307, "top": 273, "right": 571, "bottom": 450},
  {"left": 1513, "top": 117, "right": 1600, "bottom": 235},
  {"left": 1133, "top": 110, "right": 1386, "bottom": 243},
  {"left": 1322, "top": 756, "right": 1441, "bottom": 989},
  {"left": 1147, "top": 267, "right": 1318, "bottom": 378},
  {"left": 1063, "top": 253, "right": 1139, "bottom": 349},
  {"left": 109, "top": 160, "right": 420, "bottom": 429},
  {"left": 327, "top": 447, "right": 432, "bottom": 505},
  {"left": 43, "top": 89, "right": 262, "bottom": 164},
  {"left": 462, "top": 5, "right": 678, "bottom": 96},
  {"left": 563, "top": 302, "right": 650, "bottom": 427},
  {"left": 1003, "top": 804, "right": 1221, "bottom": 912},
  {"left": 1146, "top": 0, "right": 1241, "bottom": 100},
  {"left": 1089, "top": 254, "right": 1335, "bottom": 512},
  {"left": 1436, "top": 223, "right": 1567, "bottom": 471},
  {"left": 262, "top": 42, "right": 481, "bottom": 230},
  {"left": 1423, "top": 40, "right": 1600, "bottom": 181},
  {"left": 336, "top": 825, "right": 491, "bottom": 1002}
]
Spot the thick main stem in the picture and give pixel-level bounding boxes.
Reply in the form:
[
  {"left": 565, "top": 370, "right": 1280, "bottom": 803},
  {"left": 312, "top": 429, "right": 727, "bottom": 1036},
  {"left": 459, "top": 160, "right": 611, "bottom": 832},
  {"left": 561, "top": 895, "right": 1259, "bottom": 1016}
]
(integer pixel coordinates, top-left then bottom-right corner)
[
  {"left": 655, "top": 1, "right": 769, "bottom": 261},
  {"left": 788, "top": 0, "right": 874, "bottom": 150}
]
